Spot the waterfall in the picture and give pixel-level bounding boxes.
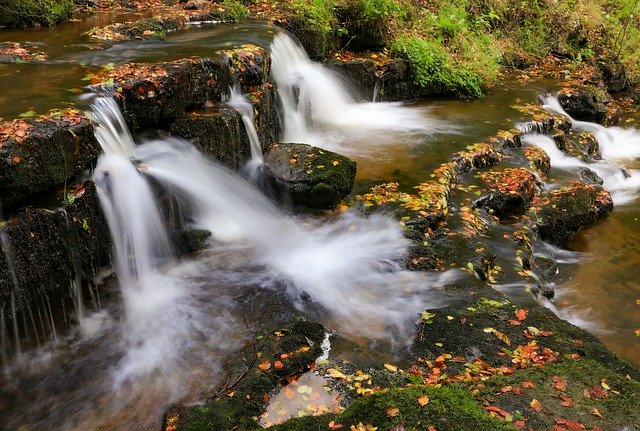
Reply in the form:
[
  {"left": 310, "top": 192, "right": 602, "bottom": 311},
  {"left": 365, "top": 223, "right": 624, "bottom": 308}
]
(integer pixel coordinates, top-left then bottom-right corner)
[
  {"left": 269, "top": 33, "right": 457, "bottom": 157},
  {"left": 86, "top": 97, "right": 450, "bottom": 385},
  {"left": 532, "top": 94, "right": 640, "bottom": 204},
  {"left": 227, "top": 84, "right": 264, "bottom": 179}
]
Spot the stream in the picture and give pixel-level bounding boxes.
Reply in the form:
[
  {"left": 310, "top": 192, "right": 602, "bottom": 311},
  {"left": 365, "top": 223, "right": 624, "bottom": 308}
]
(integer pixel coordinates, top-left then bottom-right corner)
[{"left": 0, "top": 16, "right": 639, "bottom": 431}]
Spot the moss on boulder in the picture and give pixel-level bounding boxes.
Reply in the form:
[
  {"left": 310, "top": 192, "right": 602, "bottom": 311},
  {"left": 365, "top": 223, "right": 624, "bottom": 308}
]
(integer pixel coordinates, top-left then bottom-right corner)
[{"left": 264, "top": 143, "right": 356, "bottom": 209}]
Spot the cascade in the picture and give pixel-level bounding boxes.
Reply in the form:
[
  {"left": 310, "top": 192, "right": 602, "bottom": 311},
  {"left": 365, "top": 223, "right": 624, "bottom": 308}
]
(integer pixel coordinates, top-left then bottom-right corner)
[
  {"left": 269, "top": 33, "right": 456, "bottom": 157},
  {"left": 529, "top": 94, "right": 640, "bottom": 204}
]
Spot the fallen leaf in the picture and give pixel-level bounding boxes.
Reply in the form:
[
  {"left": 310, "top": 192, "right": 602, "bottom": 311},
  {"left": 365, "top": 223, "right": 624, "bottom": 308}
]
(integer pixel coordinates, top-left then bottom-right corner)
[
  {"left": 530, "top": 398, "right": 543, "bottom": 412},
  {"left": 515, "top": 308, "right": 528, "bottom": 321},
  {"left": 592, "top": 407, "right": 603, "bottom": 418},
  {"left": 328, "top": 420, "right": 344, "bottom": 430},
  {"left": 522, "top": 381, "right": 535, "bottom": 389},
  {"left": 274, "top": 360, "right": 284, "bottom": 369},
  {"left": 327, "top": 368, "right": 346, "bottom": 379},
  {"left": 386, "top": 406, "right": 399, "bottom": 417},
  {"left": 258, "top": 359, "right": 271, "bottom": 371},
  {"left": 417, "top": 395, "right": 430, "bottom": 406},
  {"left": 384, "top": 363, "right": 398, "bottom": 372},
  {"left": 559, "top": 394, "right": 573, "bottom": 407},
  {"left": 552, "top": 376, "right": 568, "bottom": 391}
]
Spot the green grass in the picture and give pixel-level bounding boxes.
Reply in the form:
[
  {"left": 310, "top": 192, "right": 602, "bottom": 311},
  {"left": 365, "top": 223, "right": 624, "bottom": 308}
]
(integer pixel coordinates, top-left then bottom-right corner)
[{"left": 0, "top": 0, "right": 74, "bottom": 27}]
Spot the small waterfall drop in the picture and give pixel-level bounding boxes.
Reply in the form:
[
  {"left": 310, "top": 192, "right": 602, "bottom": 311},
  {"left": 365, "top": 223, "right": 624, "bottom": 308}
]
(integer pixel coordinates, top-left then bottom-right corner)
[
  {"left": 269, "top": 33, "right": 457, "bottom": 157},
  {"left": 227, "top": 85, "right": 264, "bottom": 180}
]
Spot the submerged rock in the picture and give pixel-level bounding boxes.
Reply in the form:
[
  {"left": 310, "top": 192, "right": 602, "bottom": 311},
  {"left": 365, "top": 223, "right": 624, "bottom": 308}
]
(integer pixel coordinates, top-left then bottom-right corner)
[
  {"left": 264, "top": 143, "right": 356, "bottom": 209},
  {"left": 533, "top": 182, "right": 613, "bottom": 245}
]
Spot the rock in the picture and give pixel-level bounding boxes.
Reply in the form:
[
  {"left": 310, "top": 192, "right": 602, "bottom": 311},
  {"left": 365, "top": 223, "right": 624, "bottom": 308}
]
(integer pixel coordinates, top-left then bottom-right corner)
[
  {"left": 452, "top": 143, "right": 504, "bottom": 172},
  {"left": 171, "top": 228, "right": 211, "bottom": 255},
  {"left": 219, "top": 45, "right": 271, "bottom": 91},
  {"left": 533, "top": 182, "right": 613, "bottom": 246},
  {"left": 324, "top": 58, "right": 378, "bottom": 101},
  {"left": 0, "top": 42, "right": 47, "bottom": 63},
  {"left": 183, "top": 0, "right": 209, "bottom": 9},
  {"left": 170, "top": 108, "right": 252, "bottom": 170},
  {"left": 0, "top": 181, "right": 111, "bottom": 302},
  {"left": 90, "top": 57, "right": 233, "bottom": 131},
  {"left": 87, "top": 18, "right": 186, "bottom": 41},
  {"left": 578, "top": 167, "right": 604, "bottom": 185},
  {"left": 557, "top": 86, "right": 608, "bottom": 123},
  {"left": 248, "top": 83, "right": 280, "bottom": 150},
  {"left": 0, "top": 112, "right": 101, "bottom": 208},
  {"left": 264, "top": 143, "right": 356, "bottom": 209},
  {"left": 477, "top": 168, "right": 538, "bottom": 218},
  {"left": 489, "top": 129, "right": 522, "bottom": 148},
  {"left": 276, "top": 16, "right": 338, "bottom": 61},
  {"left": 523, "top": 146, "right": 551, "bottom": 178}
]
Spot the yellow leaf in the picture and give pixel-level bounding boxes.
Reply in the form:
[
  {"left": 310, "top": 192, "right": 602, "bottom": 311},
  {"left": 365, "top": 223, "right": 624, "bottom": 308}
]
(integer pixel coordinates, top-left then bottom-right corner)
[
  {"left": 483, "top": 327, "right": 495, "bottom": 333},
  {"left": 417, "top": 395, "right": 430, "bottom": 406},
  {"left": 386, "top": 406, "right": 399, "bottom": 417},
  {"left": 592, "top": 407, "right": 604, "bottom": 418},
  {"left": 530, "top": 398, "right": 543, "bottom": 412},
  {"left": 327, "top": 368, "right": 347, "bottom": 379},
  {"left": 634, "top": 328, "right": 640, "bottom": 337},
  {"left": 332, "top": 160, "right": 340, "bottom": 166},
  {"left": 601, "top": 380, "right": 611, "bottom": 390},
  {"left": 384, "top": 363, "right": 398, "bottom": 372}
]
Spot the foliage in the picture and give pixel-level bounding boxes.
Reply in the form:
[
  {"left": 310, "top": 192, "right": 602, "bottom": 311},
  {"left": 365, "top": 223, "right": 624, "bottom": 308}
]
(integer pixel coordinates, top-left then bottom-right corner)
[
  {"left": 0, "top": 0, "right": 74, "bottom": 27},
  {"left": 285, "top": 0, "right": 338, "bottom": 35},
  {"left": 358, "top": 0, "right": 407, "bottom": 22},
  {"left": 211, "top": 0, "right": 249, "bottom": 21},
  {"left": 390, "top": 35, "right": 484, "bottom": 97}
]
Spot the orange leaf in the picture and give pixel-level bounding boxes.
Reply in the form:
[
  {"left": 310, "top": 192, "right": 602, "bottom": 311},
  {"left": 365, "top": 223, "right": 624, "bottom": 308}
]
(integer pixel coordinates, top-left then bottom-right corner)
[
  {"left": 274, "top": 360, "right": 284, "bottom": 369},
  {"left": 522, "top": 381, "right": 535, "bottom": 389},
  {"left": 552, "top": 376, "right": 568, "bottom": 391},
  {"left": 417, "top": 395, "right": 430, "bottom": 406},
  {"left": 530, "top": 398, "right": 543, "bottom": 412},
  {"left": 258, "top": 359, "right": 271, "bottom": 371},
  {"left": 328, "top": 420, "right": 344, "bottom": 430},
  {"left": 559, "top": 394, "right": 573, "bottom": 407},
  {"left": 515, "top": 308, "right": 528, "bottom": 321}
]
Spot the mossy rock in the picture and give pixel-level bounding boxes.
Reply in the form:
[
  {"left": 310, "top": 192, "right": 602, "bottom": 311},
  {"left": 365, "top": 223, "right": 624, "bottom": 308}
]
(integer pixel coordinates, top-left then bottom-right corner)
[
  {"left": 276, "top": 15, "right": 338, "bottom": 61},
  {"left": 475, "top": 359, "right": 640, "bottom": 430},
  {"left": 168, "top": 320, "right": 326, "bottom": 431},
  {"left": 0, "top": 111, "right": 101, "bottom": 208},
  {"left": 532, "top": 183, "right": 613, "bottom": 246},
  {"left": 219, "top": 45, "right": 271, "bottom": 91},
  {"left": 170, "top": 108, "right": 252, "bottom": 170},
  {"left": 265, "top": 385, "right": 516, "bottom": 431},
  {"left": 523, "top": 146, "right": 551, "bottom": 178},
  {"left": 264, "top": 143, "right": 356, "bottom": 209},
  {"left": 413, "top": 293, "right": 640, "bottom": 381},
  {"left": 477, "top": 168, "right": 538, "bottom": 218},
  {"left": 0, "top": 0, "right": 74, "bottom": 27}
]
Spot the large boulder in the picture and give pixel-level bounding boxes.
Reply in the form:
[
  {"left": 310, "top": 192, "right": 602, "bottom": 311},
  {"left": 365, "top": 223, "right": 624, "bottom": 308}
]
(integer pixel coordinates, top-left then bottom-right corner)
[
  {"left": 533, "top": 182, "right": 613, "bottom": 245},
  {"left": 557, "top": 86, "right": 608, "bottom": 123},
  {"left": 263, "top": 143, "right": 356, "bottom": 209}
]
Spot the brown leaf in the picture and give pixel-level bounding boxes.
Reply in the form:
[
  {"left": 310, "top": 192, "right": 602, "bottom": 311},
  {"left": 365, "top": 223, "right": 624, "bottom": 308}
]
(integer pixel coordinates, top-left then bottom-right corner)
[
  {"left": 386, "top": 406, "right": 400, "bottom": 417},
  {"left": 522, "top": 381, "right": 535, "bottom": 389},
  {"left": 559, "top": 394, "right": 573, "bottom": 407},
  {"left": 417, "top": 395, "right": 430, "bottom": 406},
  {"left": 552, "top": 376, "right": 568, "bottom": 391}
]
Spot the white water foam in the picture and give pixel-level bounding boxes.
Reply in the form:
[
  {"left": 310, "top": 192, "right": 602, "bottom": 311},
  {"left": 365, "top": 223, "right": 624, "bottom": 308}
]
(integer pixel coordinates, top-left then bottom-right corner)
[{"left": 270, "top": 33, "right": 458, "bottom": 158}]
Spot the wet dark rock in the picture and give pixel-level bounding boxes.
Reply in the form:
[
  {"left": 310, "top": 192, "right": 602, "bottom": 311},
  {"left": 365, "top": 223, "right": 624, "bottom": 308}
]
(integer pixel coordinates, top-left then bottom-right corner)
[
  {"left": 476, "top": 168, "right": 538, "bottom": 218},
  {"left": 183, "top": 0, "right": 208, "bottom": 9},
  {"left": 489, "top": 129, "right": 522, "bottom": 149},
  {"left": 557, "top": 86, "right": 608, "bottom": 123},
  {"left": 0, "top": 114, "right": 101, "bottom": 208},
  {"left": 220, "top": 45, "right": 271, "bottom": 92},
  {"left": 0, "top": 181, "right": 111, "bottom": 302},
  {"left": 533, "top": 182, "right": 613, "bottom": 246},
  {"left": 0, "top": 42, "right": 47, "bottom": 63},
  {"left": 264, "top": 143, "right": 356, "bottom": 209},
  {"left": 578, "top": 167, "right": 604, "bottom": 185},
  {"left": 170, "top": 109, "right": 252, "bottom": 170},
  {"left": 452, "top": 143, "right": 504, "bottom": 172},
  {"left": 324, "top": 58, "right": 378, "bottom": 101},
  {"left": 171, "top": 228, "right": 211, "bottom": 255},
  {"left": 87, "top": 18, "right": 185, "bottom": 41},
  {"left": 249, "top": 83, "right": 281, "bottom": 150},
  {"left": 93, "top": 57, "right": 233, "bottom": 131},
  {"left": 523, "top": 146, "right": 551, "bottom": 178}
]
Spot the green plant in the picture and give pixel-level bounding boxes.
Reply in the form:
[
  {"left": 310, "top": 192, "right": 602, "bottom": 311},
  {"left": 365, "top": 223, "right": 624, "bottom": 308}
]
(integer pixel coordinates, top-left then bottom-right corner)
[
  {"left": 359, "top": 0, "right": 406, "bottom": 22},
  {"left": 0, "top": 0, "right": 74, "bottom": 27},
  {"left": 390, "top": 35, "right": 484, "bottom": 97}
]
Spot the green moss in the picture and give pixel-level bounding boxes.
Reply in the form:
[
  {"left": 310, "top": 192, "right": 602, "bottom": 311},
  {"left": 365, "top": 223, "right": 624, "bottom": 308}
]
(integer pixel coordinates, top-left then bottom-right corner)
[
  {"left": 0, "top": 0, "right": 74, "bottom": 27},
  {"left": 266, "top": 385, "right": 517, "bottom": 430},
  {"left": 210, "top": 0, "right": 249, "bottom": 22},
  {"left": 390, "top": 35, "right": 484, "bottom": 97},
  {"left": 477, "top": 359, "right": 640, "bottom": 430}
]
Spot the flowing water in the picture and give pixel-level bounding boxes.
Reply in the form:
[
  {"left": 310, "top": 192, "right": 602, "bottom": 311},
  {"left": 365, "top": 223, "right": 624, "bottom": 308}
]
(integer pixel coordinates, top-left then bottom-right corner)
[{"left": 1, "top": 18, "right": 640, "bottom": 430}]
